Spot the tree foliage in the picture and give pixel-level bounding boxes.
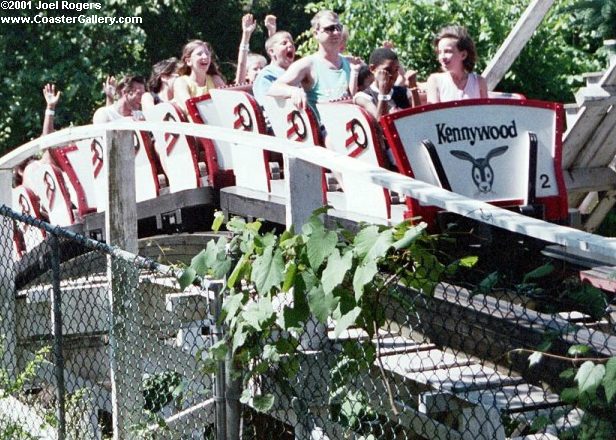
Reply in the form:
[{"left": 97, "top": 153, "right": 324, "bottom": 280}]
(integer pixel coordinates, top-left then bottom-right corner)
[
  {"left": 0, "top": 0, "right": 611, "bottom": 155},
  {"left": 0, "top": 0, "right": 312, "bottom": 155},
  {"left": 180, "top": 210, "right": 473, "bottom": 422},
  {"left": 298, "top": 0, "right": 605, "bottom": 101}
]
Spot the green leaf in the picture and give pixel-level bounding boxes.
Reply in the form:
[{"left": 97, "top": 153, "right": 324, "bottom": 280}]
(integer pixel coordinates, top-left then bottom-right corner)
[
  {"left": 391, "top": 223, "right": 426, "bottom": 250},
  {"left": 531, "top": 416, "right": 549, "bottom": 431},
  {"left": 458, "top": 256, "right": 479, "bottom": 268},
  {"left": 244, "top": 297, "right": 274, "bottom": 331},
  {"left": 212, "top": 211, "right": 224, "bottom": 232},
  {"left": 312, "top": 205, "right": 332, "bottom": 216},
  {"left": 191, "top": 249, "right": 209, "bottom": 276},
  {"left": 253, "top": 393, "right": 275, "bottom": 412},
  {"left": 283, "top": 304, "right": 308, "bottom": 329},
  {"left": 322, "top": 249, "right": 353, "bottom": 294},
  {"left": 263, "top": 344, "right": 280, "bottom": 362},
  {"left": 306, "top": 229, "right": 338, "bottom": 270},
  {"left": 232, "top": 322, "right": 249, "bottom": 353},
  {"left": 354, "top": 226, "right": 393, "bottom": 262},
  {"left": 575, "top": 361, "right": 606, "bottom": 394},
  {"left": 334, "top": 307, "right": 362, "bottom": 338},
  {"left": 566, "top": 283, "right": 608, "bottom": 321},
  {"left": 353, "top": 226, "right": 380, "bottom": 260},
  {"left": 473, "top": 271, "right": 500, "bottom": 295},
  {"left": 602, "top": 357, "right": 616, "bottom": 404},
  {"left": 352, "top": 260, "right": 378, "bottom": 301},
  {"left": 560, "top": 368, "right": 577, "bottom": 381},
  {"left": 560, "top": 387, "right": 579, "bottom": 404},
  {"left": 308, "top": 286, "right": 339, "bottom": 324},
  {"left": 522, "top": 263, "right": 554, "bottom": 283},
  {"left": 209, "top": 340, "right": 228, "bottom": 361},
  {"left": 251, "top": 246, "right": 285, "bottom": 294},
  {"left": 222, "top": 293, "right": 245, "bottom": 322},
  {"left": 178, "top": 267, "right": 196, "bottom": 290},
  {"left": 282, "top": 262, "right": 297, "bottom": 292},
  {"left": 567, "top": 345, "right": 591, "bottom": 357},
  {"left": 227, "top": 255, "right": 249, "bottom": 289}
]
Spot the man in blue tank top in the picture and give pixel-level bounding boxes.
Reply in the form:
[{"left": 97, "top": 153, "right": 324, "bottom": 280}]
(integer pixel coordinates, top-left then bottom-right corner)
[{"left": 267, "top": 10, "right": 359, "bottom": 121}]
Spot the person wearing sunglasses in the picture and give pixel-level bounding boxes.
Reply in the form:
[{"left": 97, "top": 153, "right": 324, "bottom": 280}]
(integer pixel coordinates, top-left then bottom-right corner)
[{"left": 267, "top": 10, "right": 360, "bottom": 121}]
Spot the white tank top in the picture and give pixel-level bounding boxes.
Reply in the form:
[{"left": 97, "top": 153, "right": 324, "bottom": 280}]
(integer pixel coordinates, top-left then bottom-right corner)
[{"left": 436, "top": 72, "right": 481, "bottom": 102}]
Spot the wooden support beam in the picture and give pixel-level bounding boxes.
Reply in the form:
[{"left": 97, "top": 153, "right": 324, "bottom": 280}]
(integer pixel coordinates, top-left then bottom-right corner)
[
  {"left": 104, "top": 129, "right": 145, "bottom": 439},
  {"left": 564, "top": 167, "right": 616, "bottom": 194},
  {"left": 583, "top": 190, "right": 616, "bottom": 233},
  {"left": 482, "top": 0, "right": 556, "bottom": 90}
]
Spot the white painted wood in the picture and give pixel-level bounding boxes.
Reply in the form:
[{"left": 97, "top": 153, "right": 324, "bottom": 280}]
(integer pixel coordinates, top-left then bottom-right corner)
[
  {"left": 11, "top": 186, "right": 46, "bottom": 256},
  {"left": 0, "top": 169, "right": 16, "bottom": 379},
  {"left": 563, "top": 105, "right": 608, "bottom": 168},
  {"left": 104, "top": 129, "right": 145, "bottom": 439},
  {"left": 143, "top": 103, "right": 200, "bottom": 193},
  {"left": 482, "top": 0, "right": 556, "bottom": 90},
  {"left": 564, "top": 167, "right": 616, "bottom": 193},
  {"left": 584, "top": 190, "right": 616, "bottom": 232},
  {"left": 21, "top": 161, "right": 74, "bottom": 226},
  {"left": 209, "top": 89, "right": 271, "bottom": 193},
  {"left": 4, "top": 118, "right": 616, "bottom": 263},
  {"left": 285, "top": 156, "right": 323, "bottom": 230},
  {"left": 318, "top": 102, "right": 391, "bottom": 220},
  {"left": 569, "top": 105, "right": 616, "bottom": 169}
]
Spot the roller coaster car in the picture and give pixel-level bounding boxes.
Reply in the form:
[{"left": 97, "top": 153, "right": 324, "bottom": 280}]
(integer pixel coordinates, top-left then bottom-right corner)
[{"left": 380, "top": 98, "right": 568, "bottom": 226}]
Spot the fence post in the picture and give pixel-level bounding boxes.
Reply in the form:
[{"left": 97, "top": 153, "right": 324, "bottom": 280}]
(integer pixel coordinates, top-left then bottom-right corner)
[
  {"left": 0, "top": 169, "right": 16, "bottom": 379},
  {"left": 50, "top": 234, "right": 67, "bottom": 439},
  {"left": 104, "top": 129, "right": 145, "bottom": 439},
  {"left": 211, "top": 285, "right": 227, "bottom": 440},
  {"left": 284, "top": 157, "right": 331, "bottom": 439}
]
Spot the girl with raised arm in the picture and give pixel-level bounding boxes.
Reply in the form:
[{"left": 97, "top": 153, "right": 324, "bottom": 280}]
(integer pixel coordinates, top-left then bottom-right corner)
[{"left": 426, "top": 25, "right": 487, "bottom": 104}]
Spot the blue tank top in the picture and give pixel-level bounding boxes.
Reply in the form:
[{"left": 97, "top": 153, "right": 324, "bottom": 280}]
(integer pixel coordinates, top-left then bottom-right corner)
[{"left": 307, "top": 55, "right": 351, "bottom": 119}]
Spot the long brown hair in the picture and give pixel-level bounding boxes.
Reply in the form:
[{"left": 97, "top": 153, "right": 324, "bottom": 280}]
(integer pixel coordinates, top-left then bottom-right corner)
[
  {"left": 147, "top": 58, "right": 178, "bottom": 93},
  {"left": 434, "top": 25, "right": 477, "bottom": 73},
  {"left": 177, "top": 40, "right": 223, "bottom": 77}
]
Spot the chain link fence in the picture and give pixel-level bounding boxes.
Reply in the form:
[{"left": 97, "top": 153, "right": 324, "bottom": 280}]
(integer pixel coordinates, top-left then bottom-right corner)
[{"left": 1, "top": 205, "right": 615, "bottom": 439}]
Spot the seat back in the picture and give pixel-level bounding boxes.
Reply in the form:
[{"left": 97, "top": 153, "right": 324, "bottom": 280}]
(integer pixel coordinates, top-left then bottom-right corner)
[
  {"left": 143, "top": 102, "right": 202, "bottom": 193},
  {"left": 380, "top": 98, "right": 567, "bottom": 223}
]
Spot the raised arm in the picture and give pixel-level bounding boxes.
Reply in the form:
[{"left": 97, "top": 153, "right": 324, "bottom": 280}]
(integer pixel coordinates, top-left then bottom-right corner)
[
  {"left": 264, "top": 15, "right": 277, "bottom": 38},
  {"left": 42, "top": 83, "right": 61, "bottom": 135},
  {"left": 404, "top": 70, "right": 421, "bottom": 107},
  {"left": 267, "top": 57, "right": 313, "bottom": 109},
  {"left": 235, "top": 14, "right": 257, "bottom": 85},
  {"left": 103, "top": 76, "right": 117, "bottom": 106}
]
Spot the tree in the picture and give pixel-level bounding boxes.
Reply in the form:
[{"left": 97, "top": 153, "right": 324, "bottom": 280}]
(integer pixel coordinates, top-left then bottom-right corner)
[{"left": 297, "top": 0, "right": 603, "bottom": 101}]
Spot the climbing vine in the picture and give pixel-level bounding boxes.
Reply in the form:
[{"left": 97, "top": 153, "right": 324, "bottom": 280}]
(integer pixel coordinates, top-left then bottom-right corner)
[{"left": 178, "top": 209, "right": 475, "bottom": 424}]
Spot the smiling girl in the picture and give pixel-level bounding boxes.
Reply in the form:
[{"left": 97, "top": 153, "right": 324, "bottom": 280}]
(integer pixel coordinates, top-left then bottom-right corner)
[
  {"left": 426, "top": 25, "right": 487, "bottom": 103},
  {"left": 173, "top": 40, "right": 226, "bottom": 113}
]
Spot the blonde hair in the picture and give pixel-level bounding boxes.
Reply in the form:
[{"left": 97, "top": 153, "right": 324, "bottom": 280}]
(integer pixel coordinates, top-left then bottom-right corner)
[
  {"left": 310, "top": 10, "right": 338, "bottom": 31},
  {"left": 265, "top": 31, "right": 294, "bottom": 56},
  {"left": 247, "top": 53, "right": 267, "bottom": 69},
  {"left": 177, "top": 39, "right": 222, "bottom": 77}
]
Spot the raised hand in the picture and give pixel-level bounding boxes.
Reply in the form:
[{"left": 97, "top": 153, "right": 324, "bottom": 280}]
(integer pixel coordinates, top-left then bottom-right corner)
[
  {"left": 43, "top": 83, "right": 61, "bottom": 109},
  {"left": 103, "top": 75, "right": 117, "bottom": 104},
  {"left": 242, "top": 13, "right": 257, "bottom": 36},
  {"left": 264, "top": 15, "right": 277, "bottom": 37}
]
